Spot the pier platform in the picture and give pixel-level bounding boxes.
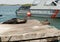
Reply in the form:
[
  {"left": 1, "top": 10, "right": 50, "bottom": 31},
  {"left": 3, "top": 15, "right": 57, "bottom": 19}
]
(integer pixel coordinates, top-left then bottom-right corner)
[{"left": 0, "top": 19, "right": 60, "bottom": 42}]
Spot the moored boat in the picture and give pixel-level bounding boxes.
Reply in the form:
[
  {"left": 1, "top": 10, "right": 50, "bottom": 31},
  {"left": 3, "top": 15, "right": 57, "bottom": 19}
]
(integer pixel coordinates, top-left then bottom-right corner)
[{"left": 16, "top": 0, "right": 60, "bottom": 18}]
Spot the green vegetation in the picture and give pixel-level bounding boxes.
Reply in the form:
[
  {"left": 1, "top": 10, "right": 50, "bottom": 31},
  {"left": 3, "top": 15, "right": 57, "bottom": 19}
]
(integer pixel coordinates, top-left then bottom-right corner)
[{"left": 22, "top": 4, "right": 32, "bottom": 6}]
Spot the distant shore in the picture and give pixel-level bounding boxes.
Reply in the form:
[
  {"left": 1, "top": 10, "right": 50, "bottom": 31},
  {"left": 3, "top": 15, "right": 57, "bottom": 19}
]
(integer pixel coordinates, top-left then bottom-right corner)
[
  {"left": 0, "top": 4, "right": 33, "bottom": 6},
  {"left": 0, "top": 4, "right": 21, "bottom": 6}
]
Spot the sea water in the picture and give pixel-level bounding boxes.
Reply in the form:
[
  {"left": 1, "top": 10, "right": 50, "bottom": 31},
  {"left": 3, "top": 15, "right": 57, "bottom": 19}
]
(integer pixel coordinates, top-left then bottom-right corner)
[
  {"left": 0, "top": 5, "right": 60, "bottom": 29},
  {"left": 0, "top": 6, "right": 20, "bottom": 23}
]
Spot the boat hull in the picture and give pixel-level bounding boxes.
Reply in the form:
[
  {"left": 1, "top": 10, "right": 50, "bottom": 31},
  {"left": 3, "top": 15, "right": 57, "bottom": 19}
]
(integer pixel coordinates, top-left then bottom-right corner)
[{"left": 17, "top": 9, "right": 60, "bottom": 18}]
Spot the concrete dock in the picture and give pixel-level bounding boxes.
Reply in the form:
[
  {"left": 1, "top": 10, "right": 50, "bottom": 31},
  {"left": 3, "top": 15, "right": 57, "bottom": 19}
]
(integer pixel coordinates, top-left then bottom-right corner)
[{"left": 0, "top": 19, "right": 60, "bottom": 42}]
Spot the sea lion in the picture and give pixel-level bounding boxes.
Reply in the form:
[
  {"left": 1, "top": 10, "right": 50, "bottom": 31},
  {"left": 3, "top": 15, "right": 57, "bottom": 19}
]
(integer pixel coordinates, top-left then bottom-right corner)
[
  {"left": 2, "top": 18, "right": 27, "bottom": 24},
  {"left": 41, "top": 19, "right": 50, "bottom": 25}
]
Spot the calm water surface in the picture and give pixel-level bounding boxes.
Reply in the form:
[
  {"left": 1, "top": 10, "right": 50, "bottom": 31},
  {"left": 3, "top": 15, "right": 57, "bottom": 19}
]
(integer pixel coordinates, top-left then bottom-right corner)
[{"left": 0, "top": 6, "right": 60, "bottom": 29}]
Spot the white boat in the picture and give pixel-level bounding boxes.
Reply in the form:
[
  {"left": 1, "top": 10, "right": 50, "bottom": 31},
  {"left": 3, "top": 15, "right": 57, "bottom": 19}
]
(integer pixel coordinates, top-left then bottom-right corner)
[{"left": 16, "top": 0, "right": 60, "bottom": 18}]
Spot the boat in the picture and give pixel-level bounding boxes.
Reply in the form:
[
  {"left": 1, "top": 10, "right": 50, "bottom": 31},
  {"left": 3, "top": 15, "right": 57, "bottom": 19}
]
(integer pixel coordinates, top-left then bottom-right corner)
[{"left": 16, "top": 0, "right": 60, "bottom": 18}]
